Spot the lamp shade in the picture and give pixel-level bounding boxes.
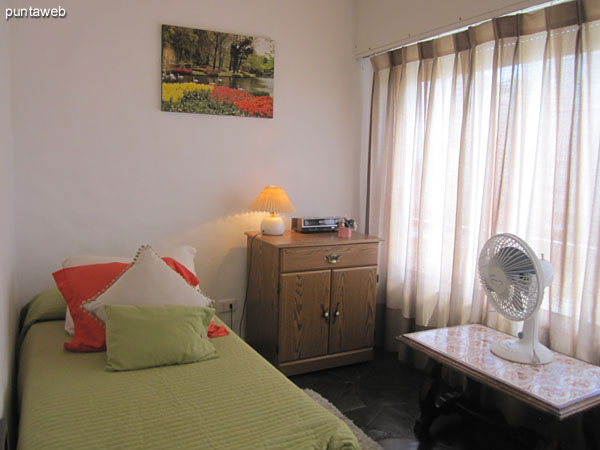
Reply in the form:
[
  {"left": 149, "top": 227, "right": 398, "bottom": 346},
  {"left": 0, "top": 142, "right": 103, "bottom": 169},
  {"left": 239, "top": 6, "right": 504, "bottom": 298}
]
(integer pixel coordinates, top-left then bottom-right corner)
[
  {"left": 249, "top": 186, "right": 295, "bottom": 235},
  {"left": 249, "top": 186, "right": 295, "bottom": 214}
]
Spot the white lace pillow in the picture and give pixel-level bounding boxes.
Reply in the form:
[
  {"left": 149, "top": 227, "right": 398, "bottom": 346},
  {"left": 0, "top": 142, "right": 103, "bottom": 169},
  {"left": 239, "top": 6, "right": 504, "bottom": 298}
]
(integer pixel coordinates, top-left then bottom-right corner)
[
  {"left": 62, "top": 245, "right": 198, "bottom": 335},
  {"left": 61, "top": 245, "right": 197, "bottom": 273},
  {"left": 83, "top": 245, "right": 212, "bottom": 323}
]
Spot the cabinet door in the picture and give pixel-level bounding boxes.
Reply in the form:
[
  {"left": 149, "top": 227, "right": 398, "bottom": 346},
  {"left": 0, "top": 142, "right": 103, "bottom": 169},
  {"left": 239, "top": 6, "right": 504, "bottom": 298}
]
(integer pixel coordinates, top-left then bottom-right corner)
[
  {"left": 329, "top": 266, "right": 377, "bottom": 353},
  {"left": 279, "top": 270, "right": 331, "bottom": 363}
]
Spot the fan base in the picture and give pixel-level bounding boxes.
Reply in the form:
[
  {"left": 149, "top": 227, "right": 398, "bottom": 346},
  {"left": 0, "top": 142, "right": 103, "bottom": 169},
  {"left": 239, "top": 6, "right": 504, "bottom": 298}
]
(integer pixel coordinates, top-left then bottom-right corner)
[{"left": 491, "top": 339, "right": 553, "bottom": 365}]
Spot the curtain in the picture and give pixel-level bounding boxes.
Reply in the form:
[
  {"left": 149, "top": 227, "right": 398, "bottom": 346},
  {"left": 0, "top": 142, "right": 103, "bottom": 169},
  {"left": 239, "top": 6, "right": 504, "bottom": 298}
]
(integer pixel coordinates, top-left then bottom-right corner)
[{"left": 368, "top": 0, "right": 600, "bottom": 364}]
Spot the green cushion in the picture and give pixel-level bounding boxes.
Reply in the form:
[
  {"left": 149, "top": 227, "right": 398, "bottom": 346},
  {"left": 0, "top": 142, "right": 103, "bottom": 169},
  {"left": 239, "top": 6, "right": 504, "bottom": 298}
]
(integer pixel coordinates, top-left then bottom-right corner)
[
  {"left": 23, "top": 286, "right": 67, "bottom": 323},
  {"left": 18, "top": 287, "right": 67, "bottom": 351},
  {"left": 104, "top": 304, "right": 217, "bottom": 371}
]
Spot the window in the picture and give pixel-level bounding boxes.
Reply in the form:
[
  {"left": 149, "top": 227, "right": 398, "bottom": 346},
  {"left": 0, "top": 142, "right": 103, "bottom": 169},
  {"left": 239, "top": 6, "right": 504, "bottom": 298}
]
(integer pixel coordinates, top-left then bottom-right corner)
[{"left": 368, "top": 3, "right": 600, "bottom": 363}]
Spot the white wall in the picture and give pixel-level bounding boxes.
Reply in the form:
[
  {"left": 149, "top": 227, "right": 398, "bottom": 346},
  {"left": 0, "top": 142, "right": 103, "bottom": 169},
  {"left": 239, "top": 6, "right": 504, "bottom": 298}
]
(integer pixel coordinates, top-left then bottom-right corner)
[
  {"left": 354, "top": 0, "right": 546, "bottom": 57},
  {"left": 0, "top": 0, "right": 17, "bottom": 428},
  {"left": 10, "top": 0, "right": 361, "bottom": 331}
]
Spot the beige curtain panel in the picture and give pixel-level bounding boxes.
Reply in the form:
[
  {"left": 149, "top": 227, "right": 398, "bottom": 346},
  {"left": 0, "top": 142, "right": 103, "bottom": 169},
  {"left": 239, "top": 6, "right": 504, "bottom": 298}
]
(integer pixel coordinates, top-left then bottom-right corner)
[{"left": 368, "top": 0, "right": 600, "bottom": 364}]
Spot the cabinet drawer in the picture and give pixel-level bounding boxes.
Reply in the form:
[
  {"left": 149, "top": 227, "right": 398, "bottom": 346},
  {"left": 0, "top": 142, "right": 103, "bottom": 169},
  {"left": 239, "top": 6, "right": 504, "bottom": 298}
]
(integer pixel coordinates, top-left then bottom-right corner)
[{"left": 280, "top": 243, "right": 378, "bottom": 272}]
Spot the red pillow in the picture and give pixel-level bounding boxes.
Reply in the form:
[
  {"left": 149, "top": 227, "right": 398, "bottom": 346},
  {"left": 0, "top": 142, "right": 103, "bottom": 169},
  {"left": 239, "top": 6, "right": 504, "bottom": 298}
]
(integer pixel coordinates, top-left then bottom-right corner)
[
  {"left": 207, "top": 322, "right": 229, "bottom": 338},
  {"left": 53, "top": 257, "right": 199, "bottom": 352}
]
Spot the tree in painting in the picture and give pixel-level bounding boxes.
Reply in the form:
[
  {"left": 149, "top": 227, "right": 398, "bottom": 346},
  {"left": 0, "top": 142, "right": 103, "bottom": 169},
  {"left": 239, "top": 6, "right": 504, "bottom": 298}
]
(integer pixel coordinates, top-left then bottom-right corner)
[{"left": 161, "top": 24, "right": 274, "bottom": 118}]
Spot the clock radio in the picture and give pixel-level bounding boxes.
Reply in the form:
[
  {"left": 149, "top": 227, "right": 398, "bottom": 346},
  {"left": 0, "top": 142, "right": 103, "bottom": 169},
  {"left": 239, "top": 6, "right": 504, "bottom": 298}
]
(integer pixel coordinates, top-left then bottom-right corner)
[{"left": 291, "top": 217, "right": 342, "bottom": 233}]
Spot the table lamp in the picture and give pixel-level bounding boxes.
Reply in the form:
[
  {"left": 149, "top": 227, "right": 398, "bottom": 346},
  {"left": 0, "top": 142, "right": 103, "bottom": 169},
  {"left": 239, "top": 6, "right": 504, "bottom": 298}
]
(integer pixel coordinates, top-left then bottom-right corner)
[{"left": 249, "top": 186, "right": 296, "bottom": 235}]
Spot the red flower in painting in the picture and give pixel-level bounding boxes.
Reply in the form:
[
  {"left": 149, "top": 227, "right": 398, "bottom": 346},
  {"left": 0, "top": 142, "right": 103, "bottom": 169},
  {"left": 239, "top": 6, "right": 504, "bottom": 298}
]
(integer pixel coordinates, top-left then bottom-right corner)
[
  {"left": 235, "top": 96, "right": 273, "bottom": 118},
  {"left": 210, "top": 86, "right": 249, "bottom": 103},
  {"left": 210, "top": 86, "right": 273, "bottom": 118},
  {"left": 170, "top": 67, "right": 193, "bottom": 75}
]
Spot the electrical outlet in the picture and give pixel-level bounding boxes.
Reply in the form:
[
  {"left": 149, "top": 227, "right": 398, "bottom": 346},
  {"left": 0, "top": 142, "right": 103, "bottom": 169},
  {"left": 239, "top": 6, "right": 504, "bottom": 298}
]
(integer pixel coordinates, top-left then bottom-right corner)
[{"left": 215, "top": 298, "right": 236, "bottom": 314}]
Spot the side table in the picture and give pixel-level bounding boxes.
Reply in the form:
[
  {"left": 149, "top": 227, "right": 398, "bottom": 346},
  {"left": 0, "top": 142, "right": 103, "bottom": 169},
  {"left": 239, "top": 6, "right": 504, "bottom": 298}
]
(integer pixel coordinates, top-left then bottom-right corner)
[
  {"left": 245, "top": 230, "right": 382, "bottom": 376},
  {"left": 397, "top": 324, "right": 600, "bottom": 448}
]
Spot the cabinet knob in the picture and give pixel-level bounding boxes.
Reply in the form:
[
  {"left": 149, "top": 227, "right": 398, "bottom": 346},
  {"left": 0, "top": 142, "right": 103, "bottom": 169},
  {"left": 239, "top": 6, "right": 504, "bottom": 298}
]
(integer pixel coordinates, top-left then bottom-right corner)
[
  {"left": 324, "top": 254, "right": 340, "bottom": 264},
  {"left": 333, "top": 302, "right": 340, "bottom": 322},
  {"left": 320, "top": 304, "right": 330, "bottom": 320}
]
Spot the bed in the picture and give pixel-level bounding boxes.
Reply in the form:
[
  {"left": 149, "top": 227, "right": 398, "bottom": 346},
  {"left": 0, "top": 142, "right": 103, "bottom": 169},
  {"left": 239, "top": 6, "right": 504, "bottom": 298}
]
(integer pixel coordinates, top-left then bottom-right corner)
[{"left": 16, "top": 286, "right": 360, "bottom": 449}]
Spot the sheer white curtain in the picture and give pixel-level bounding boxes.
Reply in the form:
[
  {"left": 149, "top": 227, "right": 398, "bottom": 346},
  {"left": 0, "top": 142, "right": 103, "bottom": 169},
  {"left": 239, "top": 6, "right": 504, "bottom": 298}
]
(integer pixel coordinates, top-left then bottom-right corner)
[{"left": 368, "top": 0, "right": 600, "bottom": 364}]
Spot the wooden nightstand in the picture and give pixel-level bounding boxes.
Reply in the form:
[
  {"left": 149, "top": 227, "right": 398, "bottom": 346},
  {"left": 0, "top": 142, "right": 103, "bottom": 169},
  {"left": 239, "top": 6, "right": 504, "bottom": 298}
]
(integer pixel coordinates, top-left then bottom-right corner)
[{"left": 244, "top": 230, "right": 382, "bottom": 376}]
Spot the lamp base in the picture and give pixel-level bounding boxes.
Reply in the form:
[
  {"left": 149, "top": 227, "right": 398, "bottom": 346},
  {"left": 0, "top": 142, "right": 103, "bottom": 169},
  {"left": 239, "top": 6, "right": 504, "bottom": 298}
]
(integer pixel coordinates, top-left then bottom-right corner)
[{"left": 260, "top": 215, "right": 285, "bottom": 235}]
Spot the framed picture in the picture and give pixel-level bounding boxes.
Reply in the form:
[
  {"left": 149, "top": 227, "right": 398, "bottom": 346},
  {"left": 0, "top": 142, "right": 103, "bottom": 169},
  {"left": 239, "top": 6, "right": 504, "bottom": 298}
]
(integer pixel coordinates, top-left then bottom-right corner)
[{"left": 161, "top": 24, "right": 274, "bottom": 119}]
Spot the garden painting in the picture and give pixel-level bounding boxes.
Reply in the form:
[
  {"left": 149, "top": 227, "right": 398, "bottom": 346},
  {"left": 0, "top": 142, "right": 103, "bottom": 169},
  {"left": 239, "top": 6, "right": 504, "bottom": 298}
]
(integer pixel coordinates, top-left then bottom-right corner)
[{"left": 161, "top": 25, "right": 274, "bottom": 119}]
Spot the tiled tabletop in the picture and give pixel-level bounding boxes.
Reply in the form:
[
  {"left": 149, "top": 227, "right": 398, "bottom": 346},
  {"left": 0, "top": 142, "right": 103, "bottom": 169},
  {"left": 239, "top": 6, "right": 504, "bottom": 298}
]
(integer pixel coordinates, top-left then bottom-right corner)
[{"left": 398, "top": 324, "right": 600, "bottom": 419}]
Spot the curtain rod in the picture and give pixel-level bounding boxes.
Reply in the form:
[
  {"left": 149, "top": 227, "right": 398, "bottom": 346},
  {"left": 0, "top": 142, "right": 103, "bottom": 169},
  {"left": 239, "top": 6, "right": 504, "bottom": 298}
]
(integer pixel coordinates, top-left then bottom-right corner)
[{"left": 360, "top": 0, "right": 575, "bottom": 60}]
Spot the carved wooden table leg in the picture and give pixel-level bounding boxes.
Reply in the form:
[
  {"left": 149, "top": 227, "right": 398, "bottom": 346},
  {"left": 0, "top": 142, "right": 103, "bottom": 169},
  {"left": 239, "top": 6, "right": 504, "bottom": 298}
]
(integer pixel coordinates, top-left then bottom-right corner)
[{"left": 414, "top": 360, "right": 442, "bottom": 439}]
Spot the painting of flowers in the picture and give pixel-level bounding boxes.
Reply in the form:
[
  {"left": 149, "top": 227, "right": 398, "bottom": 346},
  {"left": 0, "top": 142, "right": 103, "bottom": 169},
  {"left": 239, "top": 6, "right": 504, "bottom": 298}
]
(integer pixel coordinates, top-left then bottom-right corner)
[{"left": 161, "top": 24, "right": 274, "bottom": 119}]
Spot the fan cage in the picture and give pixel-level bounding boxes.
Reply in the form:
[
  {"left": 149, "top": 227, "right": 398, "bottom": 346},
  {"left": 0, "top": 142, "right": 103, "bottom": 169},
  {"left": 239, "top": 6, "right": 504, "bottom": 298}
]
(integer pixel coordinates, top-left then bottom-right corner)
[{"left": 478, "top": 234, "right": 542, "bottom": 321}]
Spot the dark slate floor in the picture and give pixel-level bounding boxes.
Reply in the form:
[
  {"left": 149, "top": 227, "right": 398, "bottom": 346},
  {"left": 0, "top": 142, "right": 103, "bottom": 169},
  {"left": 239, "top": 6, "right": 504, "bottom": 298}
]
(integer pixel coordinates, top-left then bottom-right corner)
[{"left": 289, "top": 349, "right": 553, "bottom": 450}]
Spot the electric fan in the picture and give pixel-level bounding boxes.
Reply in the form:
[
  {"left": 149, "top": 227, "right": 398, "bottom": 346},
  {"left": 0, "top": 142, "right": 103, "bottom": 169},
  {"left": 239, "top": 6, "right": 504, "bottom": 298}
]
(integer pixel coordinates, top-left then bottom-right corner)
[{"left": 478, "top": 233, "right": 554, "bottom": 365}]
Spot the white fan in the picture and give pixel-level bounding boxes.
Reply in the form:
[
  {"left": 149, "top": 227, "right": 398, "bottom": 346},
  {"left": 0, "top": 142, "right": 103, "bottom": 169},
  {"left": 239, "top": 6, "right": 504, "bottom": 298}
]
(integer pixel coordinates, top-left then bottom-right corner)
[{"left": 478, "top": 233, "right": 554, "bottom": 365}]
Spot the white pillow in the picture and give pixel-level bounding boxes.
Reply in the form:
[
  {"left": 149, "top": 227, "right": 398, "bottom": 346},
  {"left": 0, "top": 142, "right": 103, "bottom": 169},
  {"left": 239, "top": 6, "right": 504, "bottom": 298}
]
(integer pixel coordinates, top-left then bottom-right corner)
[
  {"left": 62, "top": 245, "right": 198, "bottom": 335},
  {"left": 83, "top": 245, "right": 211, "bottom": 323},
  {"left": 61, "top": 245, "right": 197, "bottom": 273}
]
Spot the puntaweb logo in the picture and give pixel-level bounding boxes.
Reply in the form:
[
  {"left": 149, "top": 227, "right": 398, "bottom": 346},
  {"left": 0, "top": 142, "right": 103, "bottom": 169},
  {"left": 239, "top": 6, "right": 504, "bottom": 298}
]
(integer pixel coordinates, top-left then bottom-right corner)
[{"left": 5, "top": 6, "right": 67, "bottom": 21}]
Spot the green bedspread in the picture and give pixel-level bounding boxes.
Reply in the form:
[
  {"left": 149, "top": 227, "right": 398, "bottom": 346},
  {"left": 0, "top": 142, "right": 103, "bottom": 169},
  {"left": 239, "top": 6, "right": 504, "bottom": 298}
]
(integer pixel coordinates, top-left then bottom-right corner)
[{"left": 17, "top": 289, "right": 359, "bottom": 450}]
